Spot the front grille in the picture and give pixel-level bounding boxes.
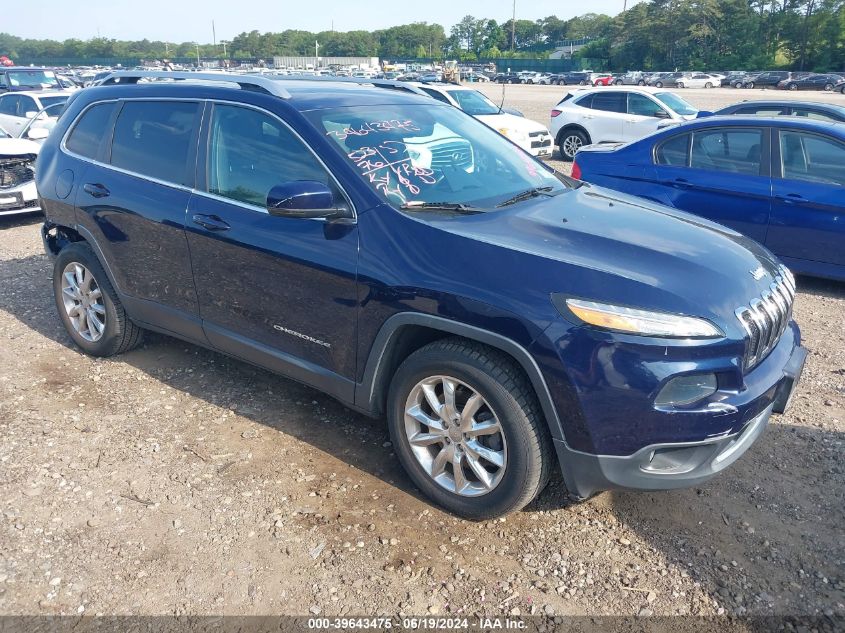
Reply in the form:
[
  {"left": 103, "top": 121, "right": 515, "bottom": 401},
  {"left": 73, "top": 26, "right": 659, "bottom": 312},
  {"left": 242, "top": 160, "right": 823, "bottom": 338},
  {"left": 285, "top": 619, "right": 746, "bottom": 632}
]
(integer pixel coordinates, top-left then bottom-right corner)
[
  {"left": 0, "top": 157, "right": 36, "bottom": 190},
  {"left": 531, "top": 139, "right": 552, "bottom": 149},
  {"left": 429, "top": 140, "right": 473, "bottom": 170},
  {"left": 528, "top": 131, "right": 546, "bottom": 138},
  {"left": 736, "top": 265, "right": 795, "bottom": 370}
]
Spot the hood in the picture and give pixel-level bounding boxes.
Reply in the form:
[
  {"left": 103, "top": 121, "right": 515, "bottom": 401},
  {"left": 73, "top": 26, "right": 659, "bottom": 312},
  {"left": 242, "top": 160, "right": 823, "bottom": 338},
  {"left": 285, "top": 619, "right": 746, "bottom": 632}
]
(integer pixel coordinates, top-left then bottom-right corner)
[
  {"left": 422, "top": 185, "right": 782, "bottom": 333},
  {"left": 476, "top": 112, "right": 548, "bottom": 134},
  {"left": 0, "top": 138, "right": 42, "bottom": 157}
]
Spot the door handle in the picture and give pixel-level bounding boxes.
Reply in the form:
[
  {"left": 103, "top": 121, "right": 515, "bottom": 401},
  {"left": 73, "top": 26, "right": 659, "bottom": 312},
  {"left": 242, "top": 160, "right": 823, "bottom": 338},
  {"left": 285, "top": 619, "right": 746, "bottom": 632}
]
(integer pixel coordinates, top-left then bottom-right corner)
[
  {"left": 192, "top": 214, "right": 231, "bottom": 231},
  {"left": 776, "top": 193, "right": 807, "bottom": 204},
  {"left": 83, "top": 183, "right": 110, "bottom": 198}
]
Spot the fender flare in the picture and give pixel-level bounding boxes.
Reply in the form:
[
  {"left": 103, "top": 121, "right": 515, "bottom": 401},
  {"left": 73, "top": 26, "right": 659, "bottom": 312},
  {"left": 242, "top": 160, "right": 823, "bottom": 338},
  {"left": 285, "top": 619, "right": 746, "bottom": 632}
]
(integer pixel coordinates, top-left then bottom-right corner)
[{"left": 355, "top": 312, "right": 568, "bottom": 445}]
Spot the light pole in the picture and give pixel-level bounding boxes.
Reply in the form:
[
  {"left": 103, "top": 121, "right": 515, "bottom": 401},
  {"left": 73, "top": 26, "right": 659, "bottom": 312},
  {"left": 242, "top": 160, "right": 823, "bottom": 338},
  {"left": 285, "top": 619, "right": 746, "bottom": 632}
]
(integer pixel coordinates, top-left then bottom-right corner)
[
  {"left": 195, "top": 43, "right": 201, "bottom": 67},
  {"left": 511, "top": 0, "right": 516, "bottom": 53}
]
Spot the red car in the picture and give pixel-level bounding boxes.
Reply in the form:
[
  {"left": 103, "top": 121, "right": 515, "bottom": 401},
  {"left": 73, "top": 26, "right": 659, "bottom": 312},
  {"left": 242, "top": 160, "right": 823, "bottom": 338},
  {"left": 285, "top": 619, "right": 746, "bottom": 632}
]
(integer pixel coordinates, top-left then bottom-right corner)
[{"left": 592, "top": 74, "right": 614, "bottom": 86}]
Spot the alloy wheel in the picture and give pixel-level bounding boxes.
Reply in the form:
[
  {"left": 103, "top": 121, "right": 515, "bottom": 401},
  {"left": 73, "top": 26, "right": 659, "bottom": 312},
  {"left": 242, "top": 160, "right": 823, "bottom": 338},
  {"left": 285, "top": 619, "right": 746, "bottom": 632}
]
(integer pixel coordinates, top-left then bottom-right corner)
[
  {"left": 403, "top": 375, "right": 507, "bottom": 497},
  {"left": 61, "top": 263, "right": 106, "bottom": 342},
  {"left": 562, "top": 134, "right": 583, "bottom": 158}
]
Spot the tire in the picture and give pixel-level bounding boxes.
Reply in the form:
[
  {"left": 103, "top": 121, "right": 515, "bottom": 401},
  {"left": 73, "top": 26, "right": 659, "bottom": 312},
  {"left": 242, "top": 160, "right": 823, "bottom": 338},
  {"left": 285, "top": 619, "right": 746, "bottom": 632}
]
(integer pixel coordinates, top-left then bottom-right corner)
[
  {"left": 745, "top": 81, "right": 754, "bottom": 89},
  {"left": 614, "top": 79, "right": 622, "bottom": 85},
  {"left": 824, "top": 83, "right": 834, "bottom": 91},
  {"left": 387, "top": 338, "right": 552, "bottom": 519},
  {"left": 655, "top": 81, "right": 663, "bottom": 88},
  {"left": 557, "top": 128, "right": 589, "bottom": 161},
  {"left": 705, "top": 82, "right": 713, "bottom": 88},
  {"left": 53, "top": 242, "right": 143, "bottom": 357},
  {"left": 677, "top": 82, "right": 685, "bottom": 88},
  {"left": 637, "top": 80, "right": 645, "bottom": 86},
  {"left": 789, "top": 83, "right": 798, "bottom": 91}
]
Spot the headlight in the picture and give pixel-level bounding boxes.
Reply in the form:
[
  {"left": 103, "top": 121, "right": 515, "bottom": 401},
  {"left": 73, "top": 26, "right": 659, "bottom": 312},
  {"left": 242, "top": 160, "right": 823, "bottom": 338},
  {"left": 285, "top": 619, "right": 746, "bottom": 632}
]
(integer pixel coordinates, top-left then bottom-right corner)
[
  {"left": 556, "top": 297, "right": 723, "bottom": 338},
  {"left": 498, "top": 128, "right": 528, "bottom": 143}
]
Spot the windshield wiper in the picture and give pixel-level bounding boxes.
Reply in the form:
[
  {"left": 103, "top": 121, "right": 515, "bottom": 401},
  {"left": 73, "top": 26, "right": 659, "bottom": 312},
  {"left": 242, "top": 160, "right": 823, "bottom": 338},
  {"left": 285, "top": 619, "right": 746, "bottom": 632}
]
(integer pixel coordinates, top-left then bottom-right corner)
[
  {"left": 495, "top": 186, "right": 557, "bottom": 208},
  {"left": 400, "top": 201, "right": 484, "bottom": 213}
]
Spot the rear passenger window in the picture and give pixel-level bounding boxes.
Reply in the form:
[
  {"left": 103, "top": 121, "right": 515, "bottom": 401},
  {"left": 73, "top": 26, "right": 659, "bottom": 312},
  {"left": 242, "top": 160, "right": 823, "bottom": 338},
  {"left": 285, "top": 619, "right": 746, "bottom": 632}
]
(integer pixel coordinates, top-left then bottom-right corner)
[
  {"left": 590, "top": 92, "right": 626, "bottom": 113},
  {"left": 206, "top": 104, "right": 338, "bottom": 208},
  {"left": 655, "top": 134, "right": 689, "bottom": 166},
  {"left": 65, "top": 102, "right": 115, "bottom": 159},
  {"left": 110, "top": 101, "right": 198, "bottom": 185},
  {"left": 690, "top": 128, "right": 763, "bottom": 175}
]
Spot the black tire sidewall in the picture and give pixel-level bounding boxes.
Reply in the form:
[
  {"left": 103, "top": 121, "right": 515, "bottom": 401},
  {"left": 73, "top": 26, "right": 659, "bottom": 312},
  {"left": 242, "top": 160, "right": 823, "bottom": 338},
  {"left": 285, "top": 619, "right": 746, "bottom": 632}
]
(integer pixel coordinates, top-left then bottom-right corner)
[
  {"left": 387, "top": 350, "right": 542, "bottom": 520},
  {"left": 53, "top": 244, "right": 124, "bottom": 356}
]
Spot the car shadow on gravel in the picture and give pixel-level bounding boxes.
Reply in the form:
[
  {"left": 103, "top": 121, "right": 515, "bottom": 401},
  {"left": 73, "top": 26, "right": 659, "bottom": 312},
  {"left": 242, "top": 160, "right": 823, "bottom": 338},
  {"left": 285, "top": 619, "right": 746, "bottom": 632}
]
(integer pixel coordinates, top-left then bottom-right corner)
[
  {"left": 1, "top": 252, "right": 843, "bottom": 617},
  {"left": 794, "top": 274, "right": 845, "bottom": 300}
]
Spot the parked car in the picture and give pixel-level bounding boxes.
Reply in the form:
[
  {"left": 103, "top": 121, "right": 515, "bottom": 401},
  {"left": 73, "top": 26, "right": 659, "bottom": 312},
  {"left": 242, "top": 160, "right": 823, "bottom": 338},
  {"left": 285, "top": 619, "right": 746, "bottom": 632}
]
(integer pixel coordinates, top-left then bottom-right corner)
[
  {"left": 0, "top": 124, "right": 42, "bottom": 215},
  {"left": 613, "top": 72, "right": 647, "bottom": 86},
  {"left": 0, "top": 91, "right": 69, "bottom": 137},
  {"left": 410, "top": 83, "right": 553, "bottom": 157},
  {"left": 36, "top": 71, "right": 806, "bottom": 518},
  {"left": 0, "top": 67, "right": 64, "bottom": 93},
  {"left": 494, "top": 73, "right": 522, "bottom": 84},
  {"left": 742, "top": 71, "right": 792, "bottom": 89},
  {"left": 676, "top": 73, "right": 718, "bottom": 89},
  {"left": 723, "top": 72, "right": 752, "bottom": 88},
  {"left": 714, "top": 100, "right": 845, "bottom": 123},
  {"left": 776, "top": 74, "right": 844, "bottom": 92},
  {"left": 573, "top": 116, "right": 845, "bottom": 281},
  {"left": 551, "top": 71, "right": 590, "bottom": 86},
  {"left": 550, "top": 87, "right": 698, "bottom": 160},
  {"left": 521, "top": 72, "right": 547, "bottom": 84},
  {"left": 647, "top": 72, "right": 686, "bottom": 88},
  {"left": 592, "top": 74, "right": 614, "bottom": 86}
]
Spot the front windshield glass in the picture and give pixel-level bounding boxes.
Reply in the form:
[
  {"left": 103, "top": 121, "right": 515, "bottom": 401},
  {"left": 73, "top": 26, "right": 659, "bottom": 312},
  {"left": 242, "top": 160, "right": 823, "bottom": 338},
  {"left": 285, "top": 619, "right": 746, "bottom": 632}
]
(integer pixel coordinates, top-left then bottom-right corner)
[
  {"left": 447, "top": 90, "right": 500, "bottom": 116},
  {"left": 8, "top": 70, "right": 60, "bottom": 90},
  {"left": 655, "top": 92, "right": 697, "bottom": 116},
  {"left": 0, "top": 126, "right": 10, "bottom": 138},
  {"left": 305, "top": 104, "right": 566, "bottom": 210}
]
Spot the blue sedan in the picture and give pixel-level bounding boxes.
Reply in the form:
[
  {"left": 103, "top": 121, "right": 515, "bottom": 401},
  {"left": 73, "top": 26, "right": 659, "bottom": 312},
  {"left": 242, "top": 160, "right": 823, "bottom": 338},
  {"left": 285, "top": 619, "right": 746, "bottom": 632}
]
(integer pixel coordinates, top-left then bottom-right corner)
[{"left": 573, "top": 116, "right": 845, "bottom": 281}]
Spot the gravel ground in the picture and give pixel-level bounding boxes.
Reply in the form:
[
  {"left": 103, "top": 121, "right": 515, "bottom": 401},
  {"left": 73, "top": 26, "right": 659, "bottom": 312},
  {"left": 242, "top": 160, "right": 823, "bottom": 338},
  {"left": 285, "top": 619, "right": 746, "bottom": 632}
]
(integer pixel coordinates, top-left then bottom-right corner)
[{"left": 0, "top": 87, "right": 843, "bottom": 621}]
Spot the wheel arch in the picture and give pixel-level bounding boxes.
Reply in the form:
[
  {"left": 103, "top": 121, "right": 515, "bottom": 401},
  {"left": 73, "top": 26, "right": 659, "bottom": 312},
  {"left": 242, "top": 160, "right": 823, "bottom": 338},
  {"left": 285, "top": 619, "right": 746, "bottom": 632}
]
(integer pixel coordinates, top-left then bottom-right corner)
[
  {"left": 356, "top": 313, "right": 567, "bottom": 446},
  {"left": 555, "top": 124, "right": 592, "bottom": 147}
]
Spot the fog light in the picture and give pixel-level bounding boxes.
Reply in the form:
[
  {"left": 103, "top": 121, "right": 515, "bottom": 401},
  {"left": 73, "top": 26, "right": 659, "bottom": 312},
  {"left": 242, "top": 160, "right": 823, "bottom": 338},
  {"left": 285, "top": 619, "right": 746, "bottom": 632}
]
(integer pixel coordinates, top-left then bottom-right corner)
[{"left": 655, "top": 373, "right": 717, "bottom": 407}]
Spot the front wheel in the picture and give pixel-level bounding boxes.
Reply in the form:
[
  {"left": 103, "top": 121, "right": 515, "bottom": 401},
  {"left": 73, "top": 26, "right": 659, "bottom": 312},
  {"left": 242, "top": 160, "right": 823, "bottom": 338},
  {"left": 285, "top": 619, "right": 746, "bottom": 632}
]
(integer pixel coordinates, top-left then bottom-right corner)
[
  {"left": 677, "top": 82, "right": 685, "bottom": 88},
  {"left": 745, "top": 81, "right": 754, "bottom": 89},
  {"left": 655, "top": 81, "right": 663, "bottom": 88},
  {"left": 789, "top": 83, "right": 798, "bottom": 91},
  {"left": 705, "top": 82, "right": 713, "bottom": 88},
  {"left": 53, "top": 243, "right": 144, "bottom": 357},
  {"left": 387, "top": 339, "right": 552, "bottom": 519}
]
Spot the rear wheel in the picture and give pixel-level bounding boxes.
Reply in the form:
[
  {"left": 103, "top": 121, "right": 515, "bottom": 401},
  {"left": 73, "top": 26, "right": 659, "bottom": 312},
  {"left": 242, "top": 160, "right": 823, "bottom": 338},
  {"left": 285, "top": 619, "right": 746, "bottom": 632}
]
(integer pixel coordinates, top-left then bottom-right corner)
[
  {"left": 558, "top": 128, "right": 589, "bottom": 161},
  {"left": 745, "top": 81, "right": 754, "bottom": 89},
  {"left": 824, "top": 83, "right": 834, "bottom": 91},
  {"left": 789, "top": 83, "right": 798, "bottom": 91},
  {"left": 705, "top": 82, "right": 713, "bottom": 88},
  {"left": 677, "top": 82, "right": 685, "bottom": 88},
  {"left": 655, "top": 81, "right": 663, "bottom": 88},
  {"left": 53, "top": 243, "right": 143, "bottom": 357},
  {"left": 637, "top": 80, "right": 645, "bottom": 86},
  {"left": 387, "top": 339, "right": 552, "bottom": 519}
]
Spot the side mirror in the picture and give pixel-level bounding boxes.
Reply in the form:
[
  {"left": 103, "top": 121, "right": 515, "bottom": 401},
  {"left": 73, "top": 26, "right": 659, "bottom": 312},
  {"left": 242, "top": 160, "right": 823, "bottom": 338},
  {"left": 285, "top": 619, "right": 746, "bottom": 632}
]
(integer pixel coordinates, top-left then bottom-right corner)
[
  {"left": 266, "top": 181, "right": 349, "bottom": 220},
  {"left": 654, "top": 110, "right": 671, "bottom": 119},
  {"left": 26, "top": 127, "right": 50, "bottom": 141}
]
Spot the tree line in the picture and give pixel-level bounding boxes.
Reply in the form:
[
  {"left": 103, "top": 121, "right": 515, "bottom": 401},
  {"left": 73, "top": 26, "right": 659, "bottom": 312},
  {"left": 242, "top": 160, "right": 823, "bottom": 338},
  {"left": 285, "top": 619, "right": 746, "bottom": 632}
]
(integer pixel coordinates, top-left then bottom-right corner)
[{"left": 1, "top": 1, "right": 843, "bottom": 71}]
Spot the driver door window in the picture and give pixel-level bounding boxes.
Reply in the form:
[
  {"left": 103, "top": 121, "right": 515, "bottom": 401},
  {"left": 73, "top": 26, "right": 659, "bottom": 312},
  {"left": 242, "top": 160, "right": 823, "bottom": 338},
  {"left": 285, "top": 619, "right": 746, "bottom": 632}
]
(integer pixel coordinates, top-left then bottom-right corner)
[{"left": 207, "top": 104, "right": 340, "bottom": 209}]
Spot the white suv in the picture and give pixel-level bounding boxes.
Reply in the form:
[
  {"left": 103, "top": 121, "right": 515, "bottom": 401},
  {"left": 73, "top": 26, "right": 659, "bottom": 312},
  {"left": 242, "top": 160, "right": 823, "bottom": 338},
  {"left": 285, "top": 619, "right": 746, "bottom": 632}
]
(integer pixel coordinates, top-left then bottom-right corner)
[
  {"left": 549, "top": 87, "right": 699, "bottom": 160},
  {"left": 413, "top": 83, "right": 553, "bottom": 157}
]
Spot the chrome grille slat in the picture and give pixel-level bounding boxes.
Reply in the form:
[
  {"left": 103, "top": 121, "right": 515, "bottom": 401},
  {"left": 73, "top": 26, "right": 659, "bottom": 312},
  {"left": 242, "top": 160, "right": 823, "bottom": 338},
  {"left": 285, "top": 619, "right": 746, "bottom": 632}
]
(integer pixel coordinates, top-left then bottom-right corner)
[{"left": 735, "top": 265, "right": 795, "bottom": 371}]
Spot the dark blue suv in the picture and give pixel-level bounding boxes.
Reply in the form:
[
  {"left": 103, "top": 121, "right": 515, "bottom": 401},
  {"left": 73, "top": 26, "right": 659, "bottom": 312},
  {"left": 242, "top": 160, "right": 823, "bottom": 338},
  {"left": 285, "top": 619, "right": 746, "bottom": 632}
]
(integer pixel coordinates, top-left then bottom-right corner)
[{"left": 36, "top": 72, "right": 806, "bottom": 519}]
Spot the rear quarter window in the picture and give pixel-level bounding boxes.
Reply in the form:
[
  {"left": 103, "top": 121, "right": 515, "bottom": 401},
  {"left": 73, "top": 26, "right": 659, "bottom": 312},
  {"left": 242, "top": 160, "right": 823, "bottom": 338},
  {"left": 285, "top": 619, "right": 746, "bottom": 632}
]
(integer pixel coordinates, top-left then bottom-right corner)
[
  {"left": 655, "top": 133, "right": 690, "bottom": 166},
  {"left": 65, "top": 102, "right": 115, "bottom": 160}
]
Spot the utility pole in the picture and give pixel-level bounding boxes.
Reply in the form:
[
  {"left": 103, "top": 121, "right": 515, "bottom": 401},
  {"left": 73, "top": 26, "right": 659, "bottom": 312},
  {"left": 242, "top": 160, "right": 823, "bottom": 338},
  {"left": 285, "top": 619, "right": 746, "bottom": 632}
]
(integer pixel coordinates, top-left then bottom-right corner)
[
  {"left": 212, "top": 20, "right": 217, "bottom": 47},
  {"left": 196, "top": 43, "right": 201, "bottom": 66},
  {"left": 511, "top": 0, "right": 516, "bottom": 53}
]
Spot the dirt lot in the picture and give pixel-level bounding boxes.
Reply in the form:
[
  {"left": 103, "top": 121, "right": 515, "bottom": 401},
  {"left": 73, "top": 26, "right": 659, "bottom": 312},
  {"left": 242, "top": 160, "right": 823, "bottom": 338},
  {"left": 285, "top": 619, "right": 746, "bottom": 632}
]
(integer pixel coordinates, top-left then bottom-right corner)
[{"left": 0, "top": 87, "right": 843, "bottom": 622}]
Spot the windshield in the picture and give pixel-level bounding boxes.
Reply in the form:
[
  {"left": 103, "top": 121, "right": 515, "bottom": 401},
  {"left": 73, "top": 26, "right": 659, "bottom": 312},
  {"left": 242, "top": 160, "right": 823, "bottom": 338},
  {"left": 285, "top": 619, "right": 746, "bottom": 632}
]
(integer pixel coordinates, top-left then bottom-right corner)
[
  {"left": 654, "top": 92, "right": 697, "bottom": 116},
  {"left": 8, "top": 70, "right": 60, "bottom": 90},
  {"left": 0, "top": 126, "right": 9, "bottom": 139},
  {"left": 447, "top": 90, "right": 500, "bottom": 116},
  {"left": 306, "top": 104, "right": 566, "bottom": 210}
]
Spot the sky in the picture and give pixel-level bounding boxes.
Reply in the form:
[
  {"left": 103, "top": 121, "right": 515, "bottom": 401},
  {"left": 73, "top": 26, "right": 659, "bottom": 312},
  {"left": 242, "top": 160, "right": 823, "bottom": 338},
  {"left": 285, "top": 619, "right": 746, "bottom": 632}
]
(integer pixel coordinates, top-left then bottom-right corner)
[{"left": 8, "top": 0, "right": 640, "bottom": 42}]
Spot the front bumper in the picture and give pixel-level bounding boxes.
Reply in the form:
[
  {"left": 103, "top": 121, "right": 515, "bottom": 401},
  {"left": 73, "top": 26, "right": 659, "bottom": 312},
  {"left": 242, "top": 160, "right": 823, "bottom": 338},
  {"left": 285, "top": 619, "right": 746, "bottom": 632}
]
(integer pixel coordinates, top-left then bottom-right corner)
[
  {"left": 0, "top": 180, "right": 40, "bottom": 215},
  {"left": 553, "top": 340, "right": 807, "bottom": 498}
]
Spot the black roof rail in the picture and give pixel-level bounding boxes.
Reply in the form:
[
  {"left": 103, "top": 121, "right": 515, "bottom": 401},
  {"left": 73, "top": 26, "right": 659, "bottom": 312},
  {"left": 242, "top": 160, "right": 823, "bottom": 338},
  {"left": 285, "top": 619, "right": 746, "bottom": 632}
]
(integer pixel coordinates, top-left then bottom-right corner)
[{"left": 98, "top": 70, "right": 292, "bottom": 99}]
